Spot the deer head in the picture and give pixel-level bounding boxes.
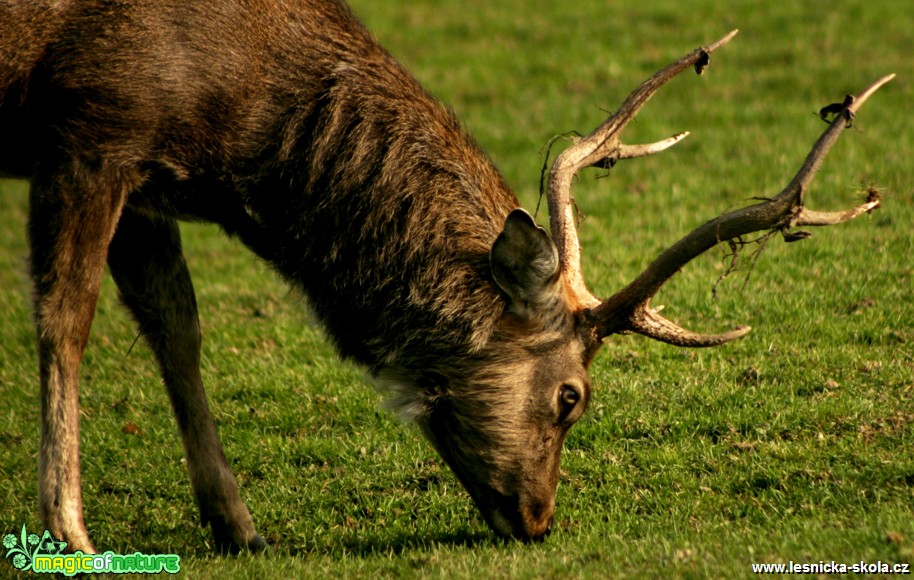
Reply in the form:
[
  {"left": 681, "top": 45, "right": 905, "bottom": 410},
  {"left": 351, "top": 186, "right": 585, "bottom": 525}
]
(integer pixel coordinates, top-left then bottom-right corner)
[{"left": 391, "top": 30, "right": 892, "bottom": 541}]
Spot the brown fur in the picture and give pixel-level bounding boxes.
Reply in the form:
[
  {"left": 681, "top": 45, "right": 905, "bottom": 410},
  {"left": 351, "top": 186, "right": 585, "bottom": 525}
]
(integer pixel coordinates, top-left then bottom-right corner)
[{"left": 1, "top": 0, "right": 597, "bottom": 551}]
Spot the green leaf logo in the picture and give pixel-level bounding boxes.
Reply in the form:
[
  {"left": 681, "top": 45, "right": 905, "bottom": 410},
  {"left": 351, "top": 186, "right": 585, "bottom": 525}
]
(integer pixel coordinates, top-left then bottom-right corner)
[{"left": 3, "top": 524, "right": 68, "bottom": 572}]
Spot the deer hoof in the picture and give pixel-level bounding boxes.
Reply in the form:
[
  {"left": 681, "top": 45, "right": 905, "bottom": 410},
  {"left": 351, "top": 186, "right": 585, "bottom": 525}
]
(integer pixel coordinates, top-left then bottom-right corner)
[{"left": 207, "top": 515, "right": 268, "bottom": 555}]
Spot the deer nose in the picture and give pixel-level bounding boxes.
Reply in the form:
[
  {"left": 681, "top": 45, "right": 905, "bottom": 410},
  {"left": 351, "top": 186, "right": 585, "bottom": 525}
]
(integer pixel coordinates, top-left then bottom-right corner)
[
  {"left": 481, "top": 491, "right": 556, "bottom": 541},
  {"left": 520, "top": 500, "right": 554, "bottom": 542}
]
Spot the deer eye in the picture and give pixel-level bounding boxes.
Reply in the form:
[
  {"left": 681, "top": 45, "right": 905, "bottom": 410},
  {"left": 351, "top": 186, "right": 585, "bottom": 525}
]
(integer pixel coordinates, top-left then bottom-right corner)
[{"left": 559, "top": 383, "right": 581, "bottom": 414}]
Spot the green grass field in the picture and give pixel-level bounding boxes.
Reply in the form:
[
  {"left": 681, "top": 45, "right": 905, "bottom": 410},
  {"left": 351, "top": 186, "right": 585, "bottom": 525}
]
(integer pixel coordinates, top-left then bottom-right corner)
[{"left": 2, "top": 0, "right": 912, "bottom": 577}]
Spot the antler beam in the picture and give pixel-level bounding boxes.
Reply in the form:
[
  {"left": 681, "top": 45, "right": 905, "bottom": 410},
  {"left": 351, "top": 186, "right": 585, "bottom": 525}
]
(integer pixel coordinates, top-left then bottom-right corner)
[
  {"left": 590, "top": 73, "right": 893, "bottom": 346},
  {"left": 545, "top": 30, "right": 894, "bottom": 347}
]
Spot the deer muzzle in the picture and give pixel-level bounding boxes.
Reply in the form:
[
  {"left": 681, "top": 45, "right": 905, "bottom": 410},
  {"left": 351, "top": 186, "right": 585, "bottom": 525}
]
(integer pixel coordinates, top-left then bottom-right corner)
[{"left": 479, "top": 491, "right": 555, "bottom": 542}]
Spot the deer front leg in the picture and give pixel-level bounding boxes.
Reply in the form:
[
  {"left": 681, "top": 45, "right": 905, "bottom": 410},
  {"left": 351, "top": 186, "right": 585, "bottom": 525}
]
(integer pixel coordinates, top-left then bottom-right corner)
[
  {"left": 29, "top": 167, "right": 131, "bottom": 554},
  {"left": 107, "top": 208, "right": 266, "bottom": 554}
]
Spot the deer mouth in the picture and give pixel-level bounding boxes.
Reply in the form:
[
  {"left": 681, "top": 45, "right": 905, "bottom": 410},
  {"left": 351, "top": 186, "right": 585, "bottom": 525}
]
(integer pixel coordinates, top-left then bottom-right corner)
[{"left": 474, "top": 490, "right": 554, "bottom": 542}]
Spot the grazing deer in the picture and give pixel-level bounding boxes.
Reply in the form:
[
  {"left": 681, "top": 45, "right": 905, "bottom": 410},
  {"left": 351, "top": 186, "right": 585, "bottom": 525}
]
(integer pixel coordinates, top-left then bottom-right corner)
[{"left": 0, "top": 0, "right": 891, "bottom": 553}]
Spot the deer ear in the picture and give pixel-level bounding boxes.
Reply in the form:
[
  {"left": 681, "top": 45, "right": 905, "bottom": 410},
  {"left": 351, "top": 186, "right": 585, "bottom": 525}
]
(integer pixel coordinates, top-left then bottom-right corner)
[{"left": 490, "top": 209, "right": 560, "bottom": 315}]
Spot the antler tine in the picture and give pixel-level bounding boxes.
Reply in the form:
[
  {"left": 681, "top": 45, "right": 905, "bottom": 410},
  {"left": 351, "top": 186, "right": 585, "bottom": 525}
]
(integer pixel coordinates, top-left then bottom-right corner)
[
  {"left": 547, "top": 30, "right": 739, "bottom": 310},
  {"left": 589, "top": 74, "right": 895, "bottom": 347},
  {"left": 781, "top": 74, "right": 895, "bottom": 210}
]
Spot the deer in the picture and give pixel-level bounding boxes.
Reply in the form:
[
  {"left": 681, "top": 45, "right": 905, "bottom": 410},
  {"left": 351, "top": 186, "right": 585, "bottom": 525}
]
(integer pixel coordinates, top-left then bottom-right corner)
[{"left": 0, "top": 0, "right": 892, "bottom": 554}]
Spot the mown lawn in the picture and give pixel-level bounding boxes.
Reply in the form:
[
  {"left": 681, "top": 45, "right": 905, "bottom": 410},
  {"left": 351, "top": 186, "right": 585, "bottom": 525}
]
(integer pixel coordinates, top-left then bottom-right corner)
[{"left": 1, "top": 0, "right": 912, "bottom": 577}]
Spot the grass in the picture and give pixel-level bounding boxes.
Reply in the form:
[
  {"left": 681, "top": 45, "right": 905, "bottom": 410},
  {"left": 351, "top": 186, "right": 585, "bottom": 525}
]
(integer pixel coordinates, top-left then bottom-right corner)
[{"left": 2, "top": 0, "right": 912, "bottom": 577}]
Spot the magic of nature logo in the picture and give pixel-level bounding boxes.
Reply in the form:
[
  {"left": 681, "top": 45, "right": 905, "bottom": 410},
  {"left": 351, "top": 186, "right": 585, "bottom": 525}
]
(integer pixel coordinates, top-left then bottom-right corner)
[{"left": 3, "top": 525, "right": 180, "bottom": 576}]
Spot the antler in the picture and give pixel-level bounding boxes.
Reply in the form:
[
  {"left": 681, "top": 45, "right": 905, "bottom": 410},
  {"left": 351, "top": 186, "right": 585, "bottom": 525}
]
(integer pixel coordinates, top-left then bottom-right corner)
[
  {"left": 545, "top": 31, "right": 893, "bottom": 347},
  {"left": 548, "top": 30, "right": 738, "bottom": 312}
]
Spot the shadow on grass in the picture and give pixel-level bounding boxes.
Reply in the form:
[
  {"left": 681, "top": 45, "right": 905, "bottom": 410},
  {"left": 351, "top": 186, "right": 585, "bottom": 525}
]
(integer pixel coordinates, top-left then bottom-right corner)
[
  {"left": 155, "top": 527, "right": 499, "bottom": 561},
  {"left": 340, "top": 529, "right": 496, "bottom": 556},
  {"left": 283, "top": 528, "right": 499, "bottom": 559}
]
